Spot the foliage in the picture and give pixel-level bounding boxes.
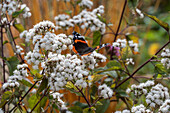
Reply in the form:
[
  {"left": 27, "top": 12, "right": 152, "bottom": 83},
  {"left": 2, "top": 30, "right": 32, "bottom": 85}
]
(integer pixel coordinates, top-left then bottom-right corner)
[{"left": 0, "top": 0, "right": 169, "bottom": 113}]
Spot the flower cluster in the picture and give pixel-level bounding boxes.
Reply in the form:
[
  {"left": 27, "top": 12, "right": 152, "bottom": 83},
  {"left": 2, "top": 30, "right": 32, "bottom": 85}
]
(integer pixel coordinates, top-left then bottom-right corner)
[
  {"left": 112, "top": 39, "right": 127, "bottom": 48},
  {"left": 55, "top": 5, "right": 106, "bottom": 34},
  {"left": 15, "top": 45, "right": 24, "bottom": 55},
  {"left": 128, "top": 40, "right": 139, "bottom": 52},
  {"left": 45, "top": 53, "right": 89, "bottom": 91},
  {"left": 126, "top": 58, "right": 135, "bottom": 65},
  {"left": 2, "top": 64, "right": 28, "bottom": 89},
  {"left": 24, "top": 50, "right": 43, "bottom": 69},
  {"left": 146, "top": 83, "right": 169, "bottom": 107},
  {"left": 158, "top": 99, "right": 170, "bottom": 113},
  {"left": 20, "top": 21, "right": 55, "bottom": 42},
  {"left": 136, "top": 8, "right": 144, "bottom": 18},
  {"left": 57, "top": 0, "right": 93, "bottom": 9},
  {"left": 78, "top": 0, "right": 93, "bottom": 9},
  {"left": 0, "top": 17, "right": 8, "bottom": 26},
  {"left": 115, "top": 110, "right": 130, "bottom": 113},
  {"left": 98, "top": 84, "right": 113, "bottom": 99},
  {"left": 160, "top": 48, "right": 170, "bottom": 69},
  {"left": 125, "top": 80, "right": 170, "bottom": 113},
  {"left": 0, "top": 0, "right": 18, "bottom": 15},
  {"left": 115, "top": 105, "right": 152, "bottom": 113},
  {"left": 50, "top": 92, "right": 71, "bottom": 112},
  {"left": 55, "top": 14, "right": 74, "bottom": 30},
  {"left": 0, "top": 0, "right": 31, "bottom": 18},
  {"left": 131, "top": 104, "right": 152, "bottom": 113},
  {"left": 20, "top": 4, "right": 31, "bottom": 18},
  {"left": 81, "top": 51, "right": 107, "bottom": 69},
  {"left": 126, "top": 80, "right": 155, "bottom": 95}
]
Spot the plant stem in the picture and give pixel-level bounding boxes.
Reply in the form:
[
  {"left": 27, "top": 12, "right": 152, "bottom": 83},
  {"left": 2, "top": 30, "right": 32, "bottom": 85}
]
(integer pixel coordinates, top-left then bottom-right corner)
[
  {"left": 75, "top": 85, "right": 91, "bottom": 107},
  {"left": 30, "top": 86, "right": 50, "bottom": 113},
  {"left": 8, "top": 24, "right": 24, "bottom": 63},
  {"left": 9, "top": 81, "right": 38, "bottom": 113},
  {"left": 0, "top": 19, "right": 5, "bottom": 83},
  {"left": 115, "top": 40, "right": 170, "bottom": 89},
  {"left": 113, "top": 0, "right": 127, "bottom": 42}
]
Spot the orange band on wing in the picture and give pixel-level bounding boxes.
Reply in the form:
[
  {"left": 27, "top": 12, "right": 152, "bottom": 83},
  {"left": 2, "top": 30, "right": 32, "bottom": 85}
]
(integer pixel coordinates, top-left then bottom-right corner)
[
  {"left": 96, "top": 46, "right": 100, "bottom": 49},
  {"left": 72, "top": 46, "right": 78, "bottom": 54},
  {"left": 81, "top": 52, "right": 92, "bottom": 56},
  {"left": 75, "top": 40, "right": 87, "bottom": 44}
]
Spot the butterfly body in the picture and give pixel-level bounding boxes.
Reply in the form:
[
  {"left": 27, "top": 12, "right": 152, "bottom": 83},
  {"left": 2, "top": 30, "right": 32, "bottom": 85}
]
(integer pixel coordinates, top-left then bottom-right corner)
[{"left": 72, "top": 31, "right": 109, "bottom": 56}]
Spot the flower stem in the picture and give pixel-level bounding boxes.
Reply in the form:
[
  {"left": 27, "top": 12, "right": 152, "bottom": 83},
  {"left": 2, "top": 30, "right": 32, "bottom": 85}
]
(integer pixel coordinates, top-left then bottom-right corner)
[
  {"left": 115, "top": 40, "right": 170, "bottom": 89},
  {"left": 0, "top": 19, "right": 5, "bottom": 83},
  {"left": 30, "top": 86, "right": 50, "bottom": 113},
  {"left": 113, "top": 0, "right": 127, "bottom": 42},
  {"left": 9, "top": 81, "right": 38, "bottom": 113}
]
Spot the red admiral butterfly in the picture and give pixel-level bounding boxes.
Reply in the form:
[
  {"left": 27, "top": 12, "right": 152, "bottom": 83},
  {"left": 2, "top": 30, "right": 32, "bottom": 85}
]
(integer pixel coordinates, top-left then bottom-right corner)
[{"left": 72, "top": 31, "right": 109, "bottom": 56}]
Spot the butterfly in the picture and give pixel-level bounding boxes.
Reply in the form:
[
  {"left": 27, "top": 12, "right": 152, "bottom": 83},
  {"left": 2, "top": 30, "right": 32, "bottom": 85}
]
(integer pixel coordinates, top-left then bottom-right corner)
[{"left": 72, "top": 31, "right": 109, "bottom": 56}]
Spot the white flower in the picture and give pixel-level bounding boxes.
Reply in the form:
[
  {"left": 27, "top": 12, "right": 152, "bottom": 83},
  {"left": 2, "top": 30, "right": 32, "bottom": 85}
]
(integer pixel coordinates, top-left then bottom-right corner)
[
  {"left": 98, "top": 84, "right": 113, "bottom": 99},
  {"left": 128, "top": 40, "right": 139, "bottom": 52},
  {"left": 0, "top": 108, "right": 4, "bottom": 113},
  {"left": 131, "top": 104, "right": 146, "bottom": 113},
  {"left": 136, "top": 8, "right": 144, "bottom": 18},
  {"left": 126, "top": 58, "right": 135, "bottom": 65},
  {"left": 126, "top": 88, "right": 131, "bottom": 94},
  {"left": 54, "top": 6, "right": 106, "bottom": 34},
  {"left": 158, "top": 99, "right": 170, "bottom": 113},
  {"left": 78, "top": 0, "right": 93, "bottom": 9}
]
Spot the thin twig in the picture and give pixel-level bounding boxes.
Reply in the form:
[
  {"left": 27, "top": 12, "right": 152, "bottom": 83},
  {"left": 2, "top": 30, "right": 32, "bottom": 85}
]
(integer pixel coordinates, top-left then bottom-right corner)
[
  {"left": 30, "top": 86, "right": 50, "bottom": 113},
  {"left": 118, "top": 25, "right": 129, "bottom": 35},
  {"left": 9, "top": 81, "right": 38, "bottom": 113},
  {"left": 115, "top": 40, "right": 170, "bottom": 89},
  {"left": 0, "top": 16, "right": 5, "bottom": 83},
  {"left": 76, "top": 85, "right": 91, "bottom": 107},
  {"left": 122, "top": 60, "right": 140, "bottom": 83},
  {"left": 72, "top": 81, "right": 91, "bottom": 107},
  {"left": 91, "top": 97, "right": 102, "bottom": 106},
  {"left": 113, "top": 0, "right": 127, "bottom": 42}
]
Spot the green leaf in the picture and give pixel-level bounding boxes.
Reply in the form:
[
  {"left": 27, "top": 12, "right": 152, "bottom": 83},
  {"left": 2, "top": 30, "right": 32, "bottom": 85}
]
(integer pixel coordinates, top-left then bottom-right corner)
[
  {"left": 97, "top": 15, "right": 106, "bottom": 23},
  {"left": 28, "top": 94, "right": 48, "bottom": 112},
  {"left": 12, "top": 8, "right": 25, "bottom": 18},
  {"left": 28, "top": 94, "right": 40, "bottom": 112},
  {"left": 91, "top": 74, "right": 105, "bottom": 83},
  {"left": 5, "top": 56, "right": 20, "bottom": 75},
  {"left": 18, "top": 79, "right": 37, "bottom": 88},
  {"left": 83, "top": 107, "right": 96, "bottom": 113},
  {"left": 0, "top": 91, "right": 13, "bottom": 108},
  {"left": 95, "top": 66, "right": 121, "bottom": 74},
  {"left": 65, "top": 87, "right": 82, "bottom": 96},
  {"left": 106, "top": 61, "right": 121, "bottom": 68},
  {"left": 64, "top": 10, "right": 72, "bottom": 15},
  {"left": 92, "top": 31, "right": 101, "bottom": 48},
  {"left": 3, "top": 40, "right": 9, "bottom": 45},
  {"left": 36, "top": 77, "right": 48, "bottom": 97},
  {"left": 156, "top": 74, "right": 162, "bottom": 79},
  {"left": 13, "top": 23, "right": 25, "bottom": 33},
  {"left": 20, "top": 43, "right": 26, "bottom": 47},
  {"left": 144, "top": 13, "right": 169, "bottom": 31},
  {"left": 155, "top": 63, "right": 166, "bottom": 74},
  {"left": 121, "top": 46, "right": 132, "bottom": 60},
  {"left": 96, "top": 99, "right": 110, "bottom": 113},
  {"left": 116, "top": 89, "right": 129, "bottom": 97},
  {"left": 40, "top": 96, "right": 48, "bottom": 109},
  {"left": 68, "top": 106, "right": 83, "bottom": 113},
  {"left": 73, "top": 101, "right": 88, "bottom": 109},
  {"left": 85, "top": 36, "right": 93, "bottom": 40}
]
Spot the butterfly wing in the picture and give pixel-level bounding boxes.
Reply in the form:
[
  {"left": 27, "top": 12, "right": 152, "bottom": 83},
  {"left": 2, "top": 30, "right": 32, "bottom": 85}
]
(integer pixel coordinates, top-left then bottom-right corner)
[{"left": 72, "top": 31, "right": 109, "bottom": 56}]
